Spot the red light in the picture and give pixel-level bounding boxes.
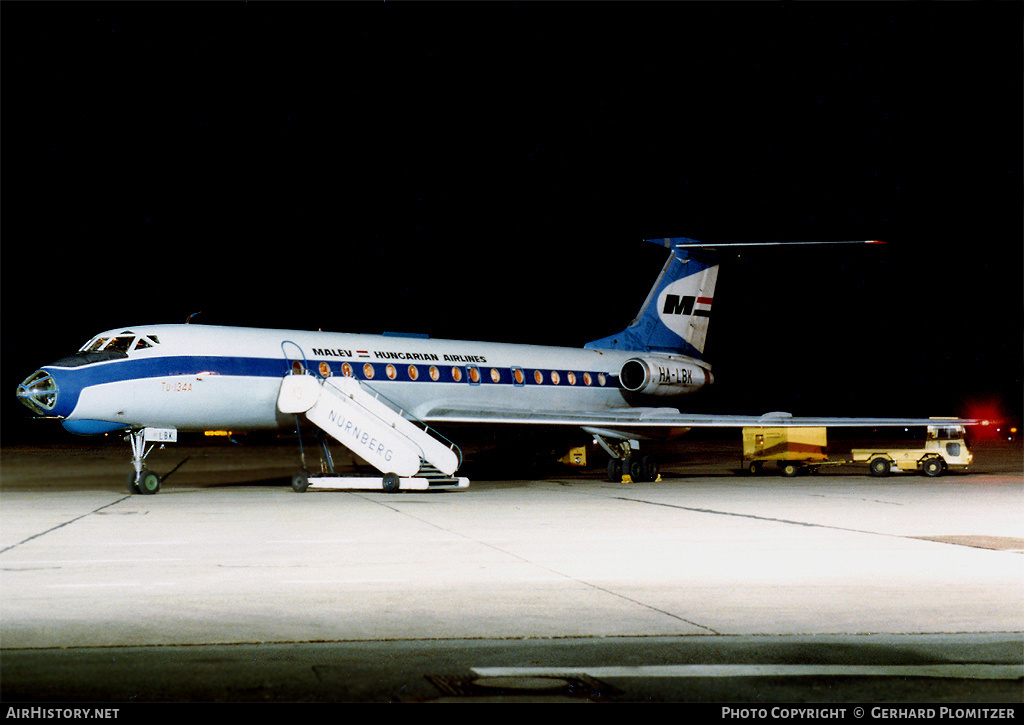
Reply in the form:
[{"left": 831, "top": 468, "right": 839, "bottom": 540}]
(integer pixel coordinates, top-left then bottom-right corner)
[{"left": 963, "top": 400, "right": 1007, "bottom": 440}]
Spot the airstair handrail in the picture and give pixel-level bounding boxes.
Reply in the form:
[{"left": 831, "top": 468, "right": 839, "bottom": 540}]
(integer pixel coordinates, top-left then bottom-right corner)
[
  {"left": 320, "top": 376, "right": 463, "bottom": 470},
  {"left": 280, "top": 340, "right": 310, "bottom": 374}
]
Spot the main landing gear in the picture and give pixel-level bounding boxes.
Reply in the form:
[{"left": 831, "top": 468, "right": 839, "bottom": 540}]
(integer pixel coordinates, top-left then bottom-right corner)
[
  {"left": 593, "top": 434, "right": 660, "bottom": 483},
  {"left": 607, "top": 454, "right": 660, "bottom": 483}
]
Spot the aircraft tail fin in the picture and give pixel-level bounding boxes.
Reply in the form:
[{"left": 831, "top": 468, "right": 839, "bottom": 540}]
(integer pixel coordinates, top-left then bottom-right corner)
[
  {"left": 585, "top": 238, "right": 719, "bottom": 359},
  {"left": 585, "top": 237, "right": 884, "bottom": 360}
]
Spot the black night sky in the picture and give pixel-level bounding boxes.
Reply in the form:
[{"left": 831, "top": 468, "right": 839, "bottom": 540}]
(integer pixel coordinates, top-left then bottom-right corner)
[{"left": 2, "top": 2, "right": 1021, "bottom": 442}]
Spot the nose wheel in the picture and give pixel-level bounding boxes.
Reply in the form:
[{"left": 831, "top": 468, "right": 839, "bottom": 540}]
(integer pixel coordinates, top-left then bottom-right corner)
[{"left": 128, "top": 468, "right": 161, "bottom": 495}]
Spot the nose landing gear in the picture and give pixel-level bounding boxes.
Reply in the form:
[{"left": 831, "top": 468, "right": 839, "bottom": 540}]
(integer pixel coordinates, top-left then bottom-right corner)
[
  {"left": 125, "top": 428, "right": 187, "bottom": 494},
  {"left": 126, "top": 429, "right": 161, "bottom": 494}
]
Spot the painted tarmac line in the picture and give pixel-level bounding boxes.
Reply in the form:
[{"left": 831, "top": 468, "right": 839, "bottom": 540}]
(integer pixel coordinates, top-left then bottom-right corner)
[
  {"left": 279, "top": 578, "right": 408, "bottom": 584},
  {"left": 100, "top": 541, "right": 191, "bottom": 546},
  {"left": 45, "top": 582, "right": 173, "bottom": 589},
  {"left": 6, "top": 558, "right": 183, "bottom": 565},
  {"left": 472, "top": 664, "right": 1024, "bottom": 680},
  {"left": 266, "top": 539, "right": 376, "bottom": 544}
]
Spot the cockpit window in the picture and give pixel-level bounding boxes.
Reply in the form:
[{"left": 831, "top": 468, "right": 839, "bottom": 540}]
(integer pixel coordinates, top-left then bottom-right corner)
[
  {"left": 132, "top": 335, "right": 159, "bottom": 350},
  {"left": 104, "top": 336, "right": 136, "bottom": 353},
  {"left": 79, "top": 331, "right": 159, "bottom": 354}
]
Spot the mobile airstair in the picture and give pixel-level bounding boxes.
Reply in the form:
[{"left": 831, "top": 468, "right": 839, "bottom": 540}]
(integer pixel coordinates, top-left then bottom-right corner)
[{"left": 277, "top": 372, "right": 469, "bottom": 493}]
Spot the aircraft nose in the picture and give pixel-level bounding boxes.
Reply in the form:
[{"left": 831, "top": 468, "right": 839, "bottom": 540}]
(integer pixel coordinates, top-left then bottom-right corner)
[{"left": 17, "top": 370, "right": 59, "bottom": 416}]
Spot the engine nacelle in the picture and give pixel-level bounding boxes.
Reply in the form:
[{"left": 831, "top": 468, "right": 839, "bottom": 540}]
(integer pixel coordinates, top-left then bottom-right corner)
[{"left": 619, "top": 356, "right": 713, "bottom": 396}]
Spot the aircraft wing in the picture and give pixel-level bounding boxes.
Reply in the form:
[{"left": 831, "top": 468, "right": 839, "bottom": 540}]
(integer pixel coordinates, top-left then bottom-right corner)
[{"left": 421, "top": 407, "right": 976, "bottom": 431}]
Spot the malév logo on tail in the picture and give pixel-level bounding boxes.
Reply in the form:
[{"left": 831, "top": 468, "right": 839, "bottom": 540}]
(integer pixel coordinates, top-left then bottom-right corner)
[
  {"left": 661, "top": 294, "right": 712, "bottom": 317},
  {"left": 655, "top": 266, "right": 718, "bottom": 342}
]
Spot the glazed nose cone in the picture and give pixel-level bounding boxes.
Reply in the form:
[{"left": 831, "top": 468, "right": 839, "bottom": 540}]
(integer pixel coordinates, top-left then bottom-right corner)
[{"left": 17, "top": 369, "right": 58, "bottom": 416}]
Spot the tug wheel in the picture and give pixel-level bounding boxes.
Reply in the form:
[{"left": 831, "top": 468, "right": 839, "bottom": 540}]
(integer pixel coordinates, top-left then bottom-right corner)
[
  {"left": 869, "top": 457, "right": 891, "bottom": 477},
  {"left": 291, "top": 471, "right": 309, "bottom": 493},
  {"left": 779, "top": 462, "right": 800, "bottom": 477},
  {"left": 922, "top": 458, "right": 944, "bottom": 477}
]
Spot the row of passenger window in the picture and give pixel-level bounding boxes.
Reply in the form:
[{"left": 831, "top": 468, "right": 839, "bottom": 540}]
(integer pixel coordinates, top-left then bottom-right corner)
[{"left": 295, "top": 360, "right": 608, "bottom": 387}]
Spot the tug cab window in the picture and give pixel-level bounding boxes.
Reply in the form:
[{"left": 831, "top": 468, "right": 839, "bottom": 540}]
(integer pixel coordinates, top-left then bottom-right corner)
[{"left": 928, "top": 426, "right": 964, "bottom": 441}]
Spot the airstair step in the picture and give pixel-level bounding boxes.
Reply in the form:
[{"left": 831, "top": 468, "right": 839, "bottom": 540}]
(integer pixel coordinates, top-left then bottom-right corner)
[{"left": 418, "top": 461, "right": 462, "bottom": 484}]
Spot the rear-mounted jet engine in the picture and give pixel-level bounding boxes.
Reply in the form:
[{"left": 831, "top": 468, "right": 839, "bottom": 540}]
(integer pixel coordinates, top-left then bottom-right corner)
[{"left": 619, "top": 356, "right": 713, "bottom": 396}]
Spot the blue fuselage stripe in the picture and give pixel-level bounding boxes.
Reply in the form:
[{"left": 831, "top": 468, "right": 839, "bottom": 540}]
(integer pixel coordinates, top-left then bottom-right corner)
[
  {"left": 45, "top": 356, "right": 287, "bottom": 418},
  {"left": 45, "top": 355, "right": 619, "bottom": 420}
]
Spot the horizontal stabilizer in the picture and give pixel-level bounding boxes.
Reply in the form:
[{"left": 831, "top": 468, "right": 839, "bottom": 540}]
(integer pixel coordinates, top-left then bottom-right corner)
[{"left": 648, "top": 237, "right": 885, "bottom": 250}]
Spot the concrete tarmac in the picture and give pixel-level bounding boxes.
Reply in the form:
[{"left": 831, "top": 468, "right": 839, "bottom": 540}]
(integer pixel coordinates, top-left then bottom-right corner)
[{"left": 1, "top": 437, "right": 1021, "bottom": 703}]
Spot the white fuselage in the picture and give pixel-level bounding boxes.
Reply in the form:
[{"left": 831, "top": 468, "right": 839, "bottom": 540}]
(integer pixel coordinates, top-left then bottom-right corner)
[{"left": 36, "top": 324, "right": 707, "bottom": 434}]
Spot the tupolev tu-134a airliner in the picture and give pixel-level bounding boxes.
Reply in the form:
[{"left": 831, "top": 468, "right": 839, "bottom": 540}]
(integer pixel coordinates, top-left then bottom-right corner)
[{"left": 16, "top": 237, "right": 972, "bottom": 494}]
